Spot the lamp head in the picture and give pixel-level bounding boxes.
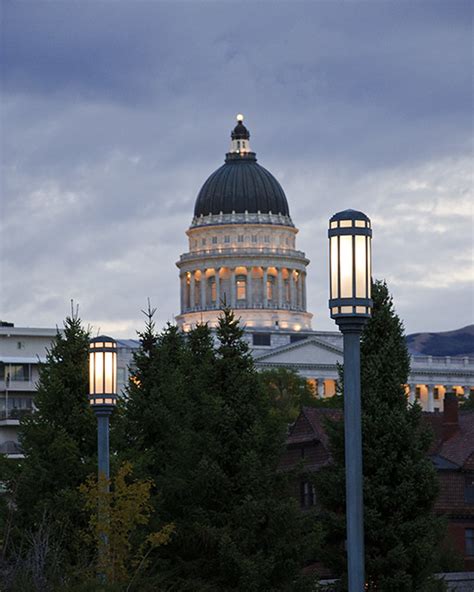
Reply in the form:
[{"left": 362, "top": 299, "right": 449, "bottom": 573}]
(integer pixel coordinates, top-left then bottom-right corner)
[
  {"left": 328, "top": 209, "right": 373, "bottom": 323},
  {"left": 89, "top": 335, "right": 118, "bottom": 408}
]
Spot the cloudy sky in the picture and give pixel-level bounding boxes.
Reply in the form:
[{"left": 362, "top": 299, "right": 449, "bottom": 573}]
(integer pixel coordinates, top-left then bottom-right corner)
[{"left": 1, "top": 1, "right": 472, "bottom": 338}]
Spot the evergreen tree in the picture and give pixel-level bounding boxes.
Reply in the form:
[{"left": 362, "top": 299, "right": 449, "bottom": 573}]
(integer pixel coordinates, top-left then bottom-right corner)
[
  {"left": 6, "top": 311, "right": 96, "bottom": 570},
  {"left": 315, "top": 280, "right": 443, "bottom": 592},
  {"left": 119, "top": 308, "right": 316, "bottom": 591},
  {"left": 259, "top": 367, "right": 317, "bottom": 424}
]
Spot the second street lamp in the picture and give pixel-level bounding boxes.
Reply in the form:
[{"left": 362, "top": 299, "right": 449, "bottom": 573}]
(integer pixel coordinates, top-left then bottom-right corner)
[
  {"left": 328, "top": 209, "right": 373, "bottom": 592},
  {"left": 89, "top": 335, "right": 117, "bottom": 582},
  {"left": 89, "top": 335, "right": 117, "bottom": 482}
]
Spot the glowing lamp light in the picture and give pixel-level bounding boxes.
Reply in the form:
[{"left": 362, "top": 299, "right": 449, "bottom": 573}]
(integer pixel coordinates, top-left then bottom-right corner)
[
  {"left": 328, "top": 209, "right": 373, "bottom": 319},
  {"left": 89, "top": 336, "right": 117, "bottom": 407},
  {"left": 236, "top": 113, "right": 244, "bottom": 122}
]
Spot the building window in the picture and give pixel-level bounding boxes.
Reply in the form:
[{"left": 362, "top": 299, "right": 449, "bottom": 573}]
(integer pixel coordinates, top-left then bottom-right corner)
[
  {"left": 6, "top": 364, "right": 30, "bottom": 382},
  {"left": 264, "top": 235, "right": 270, "bottom": 243},
  {"left": 267, "top": 276, "right": 275, "bottom": 301},
  {"left": 291, "top": 334, "right": 307, "bottom": 343},
  {"left": 465, "top": 529, "right": 474, "bottom": 556},
  {"left": 212, "top": 236, "right": 217, "bottom": 244},
  {"left": 465, "top": 476, "right": 474, "bottom": 504},
  {"left": 252, "top": 235, "right": 257, "bottom": 243},
  {"left": 236, "top": 276, "right": 246, "bottom": 300},
  {"left": 209, "top": 278, "right": 216, "bottom": 302},
  {"left": 202, "top": 238, "right": 206, "bottom": 246},
  {"left": 300, "top": 481, "right": 316, "bottom": 508},
  {"left": 224, "top": 235, "right": 230, "bottom": 243},
  {"left": 252, "top": 333, "right": 271, "bottom": 346},
  {"left": 17, "top": 341, "right": 25, "bottom": 350},
  {"left": 238, "top": 235, "right": 244, "bottom": 243}
]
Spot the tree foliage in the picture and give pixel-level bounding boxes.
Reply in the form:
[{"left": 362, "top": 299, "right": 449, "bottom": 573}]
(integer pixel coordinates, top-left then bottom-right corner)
[
  {"left": 315, "top": 280, "right": 443, "bottom": 592},
  {"left": 11, "top": 313, "right": 95, "bottom": 556},
  {"left": 117, "top": 307, "right": 316, "bottom": 591}
]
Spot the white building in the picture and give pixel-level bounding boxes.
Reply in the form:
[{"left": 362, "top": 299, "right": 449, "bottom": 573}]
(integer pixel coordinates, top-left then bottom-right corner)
[{"left": 1, "top": 116, "right": 473, "bottom": 456}]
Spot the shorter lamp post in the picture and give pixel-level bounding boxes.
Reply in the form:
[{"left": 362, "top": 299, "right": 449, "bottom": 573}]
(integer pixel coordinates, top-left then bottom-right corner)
[
  {"left": 89, "top": 335, "right": 117, "bottom": 580},
  {"left": 328, "top": 209, "right": 373, "bottom": 592}
]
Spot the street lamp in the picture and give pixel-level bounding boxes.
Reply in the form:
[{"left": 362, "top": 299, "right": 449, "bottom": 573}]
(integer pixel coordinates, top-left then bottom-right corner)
[
  {"left": 89, "top": 335, "right": 117, "bottom": 481},
  {"left": 328, "top": 209, "right": 373, "bottom": 592}
]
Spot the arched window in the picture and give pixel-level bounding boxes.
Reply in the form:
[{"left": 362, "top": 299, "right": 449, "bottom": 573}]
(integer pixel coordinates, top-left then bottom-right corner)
[
  {"left": 267, "top": 276, "right": 275, "bottom": 301},
  {"left": 236, "top": 275, "right": 246, "bottom": 300},
  {"left": 209, "top": 277, "right": 216, "bottom": 303}
]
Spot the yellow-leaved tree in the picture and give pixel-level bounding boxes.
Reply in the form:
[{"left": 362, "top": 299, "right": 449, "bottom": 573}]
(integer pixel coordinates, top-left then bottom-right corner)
[{"left": 80, "top": 461, "right": 174, "bottom": 586}]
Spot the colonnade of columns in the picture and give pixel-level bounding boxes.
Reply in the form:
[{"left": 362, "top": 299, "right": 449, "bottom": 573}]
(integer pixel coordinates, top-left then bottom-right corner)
[
  {"left": 181, "top": 265, "right": 307, "bottom": 312},
  {"left": 406, "top": 384, "right": 472, "bottom": 411}
]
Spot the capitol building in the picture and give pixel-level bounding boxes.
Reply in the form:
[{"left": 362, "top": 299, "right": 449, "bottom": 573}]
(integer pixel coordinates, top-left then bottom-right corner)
[{"left": 0, "top": 115, "right": 473, "bottom": 456}]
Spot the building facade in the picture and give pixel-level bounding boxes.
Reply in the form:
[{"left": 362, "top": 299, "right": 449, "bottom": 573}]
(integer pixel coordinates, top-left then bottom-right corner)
[{"left": 1, "top": 116, "right": 473, "bottom": 456}]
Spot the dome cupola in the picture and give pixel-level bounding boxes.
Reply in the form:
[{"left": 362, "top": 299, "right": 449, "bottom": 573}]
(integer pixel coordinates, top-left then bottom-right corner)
[{"left": 193, "top": 115, "right": 291, "bottom": 223}]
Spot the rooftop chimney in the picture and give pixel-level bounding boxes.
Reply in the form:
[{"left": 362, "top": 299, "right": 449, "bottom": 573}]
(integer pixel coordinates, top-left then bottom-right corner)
[{"left": 443, "top": 391, "right": 459, "bottom": 441}]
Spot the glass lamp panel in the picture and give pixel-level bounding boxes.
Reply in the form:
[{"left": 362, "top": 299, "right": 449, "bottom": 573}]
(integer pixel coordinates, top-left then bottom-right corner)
[
  {"left": 330, "top": 221, "right": 338, "bottom": 229},
  {"left": 104, "top": 352, "right": 114, "bottom": 394},
  {"left": 95, "top": 351, "right": 104, "bottom": 394},
  {"left": 341, "top": 306, "right": 353, "bottom": 313},
  {"left": 104, "top": 342, "right": 113, "bottom": 348},
  {"left": 367, "top": 238, "right": 372, "bottom": 298},
  {"left": 340, "top": 220, "right": 352, "bottom": 228},
  {"left": 356, "top": 306, "right": 366, "bottom": 314},
  {"left": 339, "top": 235, "right": 353, "bottom": 298},
  {"left": 355, "top": 235, "right": 367, "bottom": 298},
  {"left": 355, "top": 220, "right": 366, "bottom": 228},
  {"left": 330, "top": 236, "right": 339, "bottom": 298},
  {"left": 89, "top": 353, "right": 95, "bottom": 394}
]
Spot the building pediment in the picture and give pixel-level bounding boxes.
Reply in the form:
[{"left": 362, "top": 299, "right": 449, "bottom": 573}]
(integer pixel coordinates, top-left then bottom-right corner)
[{"left": 254, "top": 337, "right": 343, "bottom": 367}]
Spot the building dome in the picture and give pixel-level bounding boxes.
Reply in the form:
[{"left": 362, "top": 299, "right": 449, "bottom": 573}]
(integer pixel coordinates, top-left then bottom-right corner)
[{"left": 193, "top": 116, "right": 290, "bottom": 218}]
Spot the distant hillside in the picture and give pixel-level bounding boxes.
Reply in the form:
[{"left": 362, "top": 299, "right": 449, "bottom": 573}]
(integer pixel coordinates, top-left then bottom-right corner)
[{"left": 406, "top": 325, "right": 474, "bottom": 357}]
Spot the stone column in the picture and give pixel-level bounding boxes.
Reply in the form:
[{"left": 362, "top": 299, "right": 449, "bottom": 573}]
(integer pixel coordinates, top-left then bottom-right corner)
[
  {"left": 180, "top": 273, "right": 185, "bottom": 312},
  {"left": 290, "top": 270, "right": 297, "bottom": 309},
  {"left": 301, "top": 272, "right": 306, "bottom": 310},
  {"left": 277, "top": 268, "right": 283, "bottom": 309},
  {"left": 464, "top": 385, "right": 471, "bottom": 399},
  {"left": 230, "top": 268, "right": 236, "bottom": 308},
  {"left": 427, "top": 384, "right": 434, "bottom": 412},
  {"left": 215, "top": 268, "right": 221, "bottom": 307},
  {"left": 200, "top": 270, "right": 206, "bottom": 309},
  {"left": 247, "top": 267, "right": 253, "bottom": 307},
  {"left": 263, "top": 267, "right": 268, "bottom": 308},
  {"left": 190, "top": 271, "right": 195, "bottom": 310},
  {"left": 407, "top": 384, "right": 415, "bottom": 405}
]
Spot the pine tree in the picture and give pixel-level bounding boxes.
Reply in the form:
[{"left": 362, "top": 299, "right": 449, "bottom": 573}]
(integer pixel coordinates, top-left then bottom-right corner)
[
  {"left": 119, "top": 308, "right": 317, "bottom": 591},
  {"left": 315, "top": 280, "right": 443, "bottom": 592},
  {"left": 9, "top": 311, "right": 96, "bottom": 565}
]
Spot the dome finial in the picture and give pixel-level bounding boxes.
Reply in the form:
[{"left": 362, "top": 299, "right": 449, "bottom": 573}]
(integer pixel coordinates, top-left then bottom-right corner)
[{"left": 236, "top": 113, "right": 244, "bottom": 122}]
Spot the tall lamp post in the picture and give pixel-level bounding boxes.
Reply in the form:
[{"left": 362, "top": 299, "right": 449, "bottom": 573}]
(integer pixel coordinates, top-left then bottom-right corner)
[
  {"left": 328, "top": 209, "right": 373, "bottom": 592},
  {"left": 89, "top": 335, "right": 117, "bottom": 579}
]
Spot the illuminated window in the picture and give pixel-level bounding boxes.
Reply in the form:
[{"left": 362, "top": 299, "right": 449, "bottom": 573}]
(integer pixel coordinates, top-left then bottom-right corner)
[
  {"left": 267, "top": 276, "right": 275, "bottom": 300},
  {"left": 300, "top": 481, "right": 316, "bottom": 508},
  {"left": 209, "top": 278, "right": 216, "bottom": 302},
  {"left": 236, "top": 276, "right": 246, "bottom": 300}
]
